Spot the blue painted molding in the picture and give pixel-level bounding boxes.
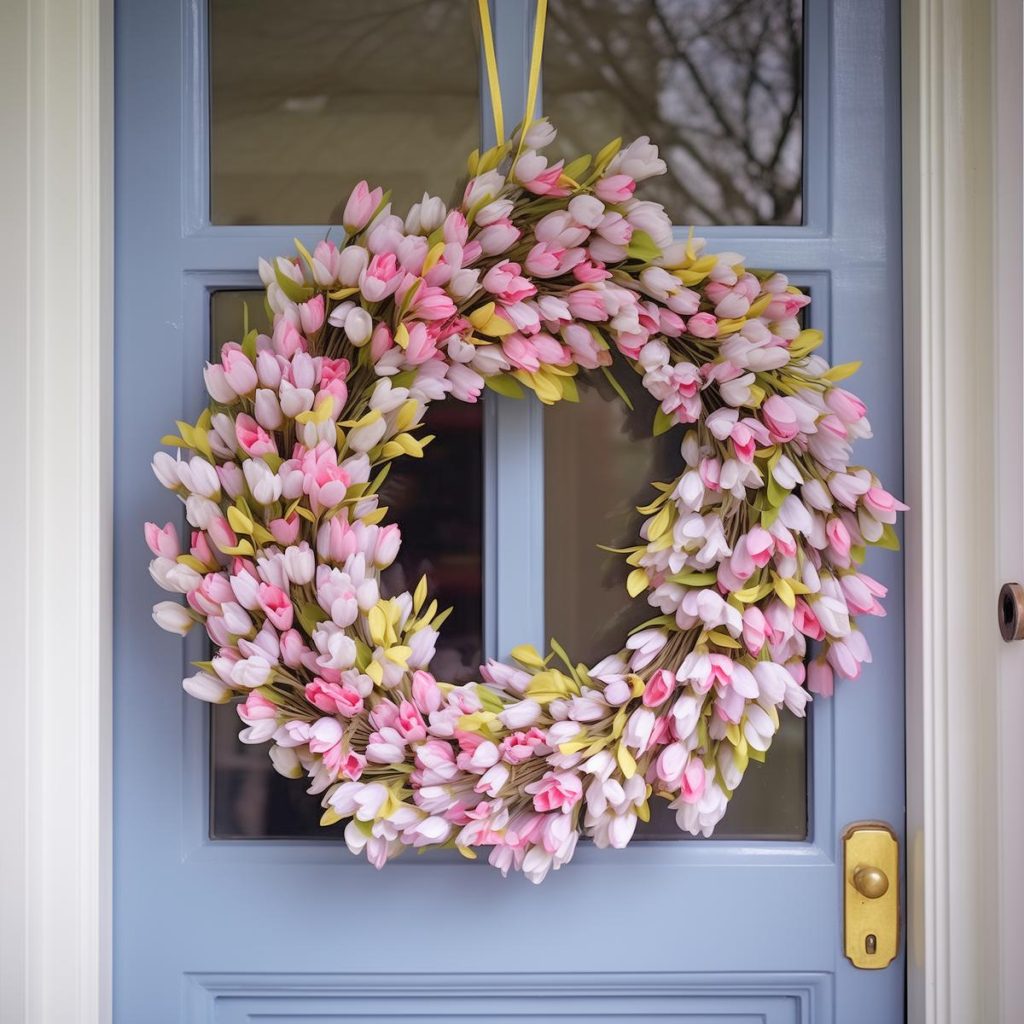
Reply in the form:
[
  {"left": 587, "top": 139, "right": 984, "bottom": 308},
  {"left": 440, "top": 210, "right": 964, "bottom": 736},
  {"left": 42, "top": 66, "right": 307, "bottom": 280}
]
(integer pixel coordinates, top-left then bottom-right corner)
[{"left": 185, "top": 971, "right": 833, "bottom": 1024}]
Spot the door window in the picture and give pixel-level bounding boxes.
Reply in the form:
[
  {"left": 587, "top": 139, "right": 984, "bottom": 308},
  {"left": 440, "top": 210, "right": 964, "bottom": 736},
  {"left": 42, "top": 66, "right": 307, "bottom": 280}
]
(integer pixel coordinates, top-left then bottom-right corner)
[{"left": 204, "top": 0, "right": 811, "bottom": 841}]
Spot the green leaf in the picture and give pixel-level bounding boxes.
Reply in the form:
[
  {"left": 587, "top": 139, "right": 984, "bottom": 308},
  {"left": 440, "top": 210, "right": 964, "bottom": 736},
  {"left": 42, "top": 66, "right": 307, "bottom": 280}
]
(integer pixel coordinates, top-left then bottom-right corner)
[
  {"left": 875, "top": 524, "right": 901, "bottom": 551},
  {"left": 653, "top": 407, "right": 676, "bottom": 436},
  {"left": 548, "top": 638, "right": 581, "bottom": 684},
  {"left": 295, "top": 600, "right": 329, "bottom": 636},
  {"left": 273, "top": 259, "right": 313, "bottom": 303},
  {"left": 593, "top": 136, "right": 622, "bottom": 174},
  {"left": 600, "top": 366, "right": 634, "bottom": 410},
  {"left": 767, "top": 473, "right": 790, "bottom": 508},
  {"left": 667, "top": 571, "right": 720, "bottom": 586},
  {"left": 562, "top": 154, "right": 592, "bottom": 181},
  {"left": 485, "top": 375, "right": 525, "bottom": 399},
  {"left": 241, "top": 327, "right": 258, "bottom": 361},
  {"left": 626, "top": 229, "right": 661, "bottom": 262},
  {"left": 558, "top": 375, "right": 579, "bottom": 403}
]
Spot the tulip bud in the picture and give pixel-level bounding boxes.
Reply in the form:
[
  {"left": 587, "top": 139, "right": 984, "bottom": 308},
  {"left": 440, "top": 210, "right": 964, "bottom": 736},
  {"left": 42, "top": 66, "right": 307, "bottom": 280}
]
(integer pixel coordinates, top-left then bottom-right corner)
[
  {"left": 152, "top": 601, "right": 195, "bottom": 636},
  {"left": 183, "top": 671, "right": 231, "bottom": 703},
  {"left": 345, "top": 306, "right": 373, "bottom": 347}
]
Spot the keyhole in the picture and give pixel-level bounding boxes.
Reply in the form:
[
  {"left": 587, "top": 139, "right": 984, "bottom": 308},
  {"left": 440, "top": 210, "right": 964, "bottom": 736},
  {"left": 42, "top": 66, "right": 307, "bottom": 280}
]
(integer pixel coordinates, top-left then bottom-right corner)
[
  {"left": 865, "top": 933, "right": 877, "bottom": 955},
  {"left": 1002, "top": 591, "right": 1015, "bottom": 629},
  {"left": 998, "top": 582, "right": 1024, "bottom": 641}
]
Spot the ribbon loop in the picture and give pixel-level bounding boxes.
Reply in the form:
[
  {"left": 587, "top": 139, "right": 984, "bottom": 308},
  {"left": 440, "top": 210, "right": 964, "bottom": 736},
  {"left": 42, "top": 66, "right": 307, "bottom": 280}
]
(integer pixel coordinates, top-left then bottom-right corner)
[
  {"left": 477, "top": 0, "right": 505, "bottom": 144},
  {"left": 477, "top": 0, "right": 548, "bottom": 153}
]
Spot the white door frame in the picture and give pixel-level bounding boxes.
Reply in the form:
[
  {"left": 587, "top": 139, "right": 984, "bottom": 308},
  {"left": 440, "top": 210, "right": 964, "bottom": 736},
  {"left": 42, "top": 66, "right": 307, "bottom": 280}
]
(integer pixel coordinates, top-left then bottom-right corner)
[{"left": 0, "top": 0, "right": 1018, "bottom": 1020}]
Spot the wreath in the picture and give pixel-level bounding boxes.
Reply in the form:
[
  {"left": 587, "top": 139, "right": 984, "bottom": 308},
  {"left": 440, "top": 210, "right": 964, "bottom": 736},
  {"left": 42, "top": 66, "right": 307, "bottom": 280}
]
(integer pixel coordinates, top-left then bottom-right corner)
[{"left": 145, "top": 9, "right": 903, "bottom": 883}]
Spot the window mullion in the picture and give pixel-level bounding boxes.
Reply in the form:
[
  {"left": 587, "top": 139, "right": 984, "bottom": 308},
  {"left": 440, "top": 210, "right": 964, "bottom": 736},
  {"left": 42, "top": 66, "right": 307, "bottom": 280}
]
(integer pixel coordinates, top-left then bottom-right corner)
[{"left": 484, "top": 0, "right": 546, "bottom": 661}]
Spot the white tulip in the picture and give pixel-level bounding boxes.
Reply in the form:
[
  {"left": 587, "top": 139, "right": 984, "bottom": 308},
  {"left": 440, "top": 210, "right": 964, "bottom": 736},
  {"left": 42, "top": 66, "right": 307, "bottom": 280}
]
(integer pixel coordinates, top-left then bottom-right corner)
[
  {"left": 183, "top": 671, "right": 231, "bottom": 704},
  {"left": 242, "top": 458, "right": 282, "bottom": 505},
  {"left": 152, "top": 601, "right": 194, "bottom": 636}
]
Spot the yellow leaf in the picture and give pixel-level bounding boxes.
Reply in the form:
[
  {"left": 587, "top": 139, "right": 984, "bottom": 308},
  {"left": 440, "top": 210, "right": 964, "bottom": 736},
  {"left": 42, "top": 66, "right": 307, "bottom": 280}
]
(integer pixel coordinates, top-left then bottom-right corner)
[
  {"left": 456, "top": 844, "right": 477, "bottom": 860},
  {"left": 510, "top": 643, "right": 546, "bottom": 669},
  {"left": 715, "top": 317, "right": 746, "bottom": 336},
  {"left": 558, "top": 741, "right": 590, "bottom": 755},
  {"left": 394, "top": 399, "right": 420, "bottom": 433},
  {"left": 469, "top": 303, "right": 496, "bottom": 330},
  {"left": 367, "top": 605, "right": 387, "bottom": 646},
  {"left": 646, "top": 504, "right": 673, "bottom": 541},
  {"left": 394, "top": 322, "right": 410, "bottom": 349},
  {"left": 626, "top": 568, "right": 649, "bottom": 598},
  {"left": 707, "top": 630, "right": 741, "bottom": 649},
  {"left": 611, "top": 706, "right": 627, "bottom": 739},
  {"left": 530, "top": 369, "right": 563, "bottom": 404},
  {"left": 413, "top": 575, "right": 428, "bottom": 614},
  {"left": 774, "top": 575, "right": 796, "bottom": 609},
  {"left": 616, "top": 742, "right": 637, "bottom": 779},
  {"left": 366, "top": 659, "right": 383, "bottom": 686},
  {"left": 790, "top": 328, "right": 824, "bottom": 357},
  {"left": 422, "top": 241, "right": 446, "bottom": 274},
  {"left": 320, "top": 807, "right": 343, "bottom": 827},
  {"left": 226, "top": 505, "right": 253, "bottom": 536},
  {"left": 385, "top": 645, "right": 412, "bottom": 666},
  {"left": 823, "top": 361, "right": 862, "bottom": 383}
]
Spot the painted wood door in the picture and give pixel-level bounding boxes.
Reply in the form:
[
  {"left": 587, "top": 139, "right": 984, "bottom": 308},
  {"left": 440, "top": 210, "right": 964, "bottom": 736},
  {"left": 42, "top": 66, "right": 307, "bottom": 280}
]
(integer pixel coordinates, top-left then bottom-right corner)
[{"left": 114, "top": 0, "right": 905, "bottom": 1020}]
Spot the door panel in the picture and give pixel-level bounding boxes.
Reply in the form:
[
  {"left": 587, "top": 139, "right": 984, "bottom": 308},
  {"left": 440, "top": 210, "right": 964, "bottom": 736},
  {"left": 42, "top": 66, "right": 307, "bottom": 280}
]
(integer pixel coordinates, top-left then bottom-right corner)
[{"left": 114, "top": 0, "right": 904, "bottom": 1020}]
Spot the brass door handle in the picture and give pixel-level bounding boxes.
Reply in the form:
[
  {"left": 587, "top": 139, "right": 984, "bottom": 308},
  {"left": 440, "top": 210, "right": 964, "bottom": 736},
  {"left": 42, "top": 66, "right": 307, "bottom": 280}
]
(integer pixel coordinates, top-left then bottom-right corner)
[
  {"left": 843, "top": 823, "right": 899, "bottom": 969},
  {"left": 852, "top": 865, "right": 889, "bottom": 899}
]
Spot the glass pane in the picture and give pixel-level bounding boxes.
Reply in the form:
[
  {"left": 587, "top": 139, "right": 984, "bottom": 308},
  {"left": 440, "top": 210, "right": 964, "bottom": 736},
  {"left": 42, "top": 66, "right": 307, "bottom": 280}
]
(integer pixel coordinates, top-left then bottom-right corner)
[
  {"left": 543, "top": 0, "right": 804, "bottom": 226},
  {"left": 543, "top": 370, "right": 807, "bottom": 839},
  {"left": 207, "top": 291, "right": 484, "bottom": 838},
  {"left": 209, "top": 0, "right": 481, "bottom": 225}
]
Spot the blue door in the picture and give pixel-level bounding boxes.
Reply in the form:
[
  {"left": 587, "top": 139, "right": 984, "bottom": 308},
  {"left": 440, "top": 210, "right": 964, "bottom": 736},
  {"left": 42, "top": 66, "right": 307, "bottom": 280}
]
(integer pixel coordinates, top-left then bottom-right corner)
[{"left": 114, "top": 0, "right": 904, "bottom": 1020}]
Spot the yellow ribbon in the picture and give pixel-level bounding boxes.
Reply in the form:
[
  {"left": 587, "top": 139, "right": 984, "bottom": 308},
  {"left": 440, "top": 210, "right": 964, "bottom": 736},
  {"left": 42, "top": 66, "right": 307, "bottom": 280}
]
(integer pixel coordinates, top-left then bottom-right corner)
[
  {"left": 476, "top": 0, "right": 548, "bottom": 152},
  {"left": 516, "top": 0, "right": 548, "bottom": 159},
  {"left": 476, "top": 0, "right": 505, "bottom": 144}
]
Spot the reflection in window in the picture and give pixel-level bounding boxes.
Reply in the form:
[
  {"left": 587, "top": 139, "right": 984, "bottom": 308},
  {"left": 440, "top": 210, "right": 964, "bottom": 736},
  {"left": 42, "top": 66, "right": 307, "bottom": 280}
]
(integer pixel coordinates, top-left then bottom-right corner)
[
  {"left": 543, "top": 366, "right": 807, "bottom": 839},
  {"left": 209, "top": 0, "right": 480, "bottom": 225},
  {"left": 543, "top": 0, "right": 804, "bottom": 226},
  {"left": 207, "top": 291, "right": 483, "bottom": 838}
]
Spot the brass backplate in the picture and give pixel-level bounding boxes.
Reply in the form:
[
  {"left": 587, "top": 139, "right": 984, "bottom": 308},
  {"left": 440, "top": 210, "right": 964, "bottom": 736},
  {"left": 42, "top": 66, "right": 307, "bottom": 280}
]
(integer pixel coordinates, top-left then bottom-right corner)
[{"left": 843, "top": 822, "right": 899, "bottom": 969}]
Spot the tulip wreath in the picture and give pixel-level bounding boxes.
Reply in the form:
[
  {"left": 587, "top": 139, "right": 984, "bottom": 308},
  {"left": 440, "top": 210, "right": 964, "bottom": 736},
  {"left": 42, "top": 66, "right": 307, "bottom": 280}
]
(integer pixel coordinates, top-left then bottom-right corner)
[{"left": 145, "top": 5, "right": 903, "bottom": 883}]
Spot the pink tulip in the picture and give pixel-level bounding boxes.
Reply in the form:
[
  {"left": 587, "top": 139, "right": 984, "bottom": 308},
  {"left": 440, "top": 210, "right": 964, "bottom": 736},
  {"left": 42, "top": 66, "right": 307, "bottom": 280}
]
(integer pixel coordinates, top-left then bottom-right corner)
[
  {"left": 863, "top": 486, "right": 907, "bottom": 523},
  {"left": 145, "top": 521, "right": 179, "bottom": 559},
  {"left": 220, "top": 345, "right": 258, "bottom": 395},
  {"left": 359, "top": 253, "right": 402, "bottom": 302},
  {"left": 343, "top": 180, "right": 384, "bottom": 233},
  {"left": 476, "top": 218, "right": 521, "bottom": 256},
  {"left": 680, "top": 758, "right": 707, "bottom": 804},
  {"left": 411, "top": 671, "right": 442, "bottom": 714},
  {"left": 234, "top": 414, "right": 277, "bottom": 458},
  {"left": 807, "top": 657, "right": 835, "bottom": 696},
  {"left": 306, "top": 678, "right": 364, "bottom": 718},
  {"left": 269, "top": 514, "right": 300, "bottom": 545},
  {"left": 525, "top": 771, "right": 583, "bottom": 813},
  {"left": 642, "top": 668, "right": 676, "bottom": 707},
  {"left": 594, "top": 174, "right": 636, "bottom": 203},
  {"left": 257, "top": 583, "right": 293, "bottom": 631}
]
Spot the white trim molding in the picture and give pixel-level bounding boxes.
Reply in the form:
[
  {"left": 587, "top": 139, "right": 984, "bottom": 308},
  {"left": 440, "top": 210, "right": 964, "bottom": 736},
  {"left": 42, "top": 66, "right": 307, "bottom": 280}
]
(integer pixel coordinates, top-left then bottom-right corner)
[
  {"left": 0, "top": 0, "right": 113, "bottom": 1022},
  {"left": 903, "top": 0, "right": 1022, "bottom": 1021},
  {"left": 0, "top": 0, "right": 1020, "bottom": 1021}
]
